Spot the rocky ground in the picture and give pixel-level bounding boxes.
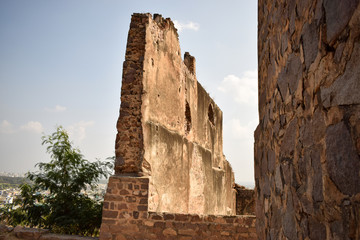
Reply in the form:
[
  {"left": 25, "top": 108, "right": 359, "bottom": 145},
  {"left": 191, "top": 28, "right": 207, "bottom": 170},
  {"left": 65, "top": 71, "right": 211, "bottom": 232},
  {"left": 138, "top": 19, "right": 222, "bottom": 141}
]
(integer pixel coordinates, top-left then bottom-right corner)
[{"left": 0, "top": 225, "right": 98, "bottom": 240}]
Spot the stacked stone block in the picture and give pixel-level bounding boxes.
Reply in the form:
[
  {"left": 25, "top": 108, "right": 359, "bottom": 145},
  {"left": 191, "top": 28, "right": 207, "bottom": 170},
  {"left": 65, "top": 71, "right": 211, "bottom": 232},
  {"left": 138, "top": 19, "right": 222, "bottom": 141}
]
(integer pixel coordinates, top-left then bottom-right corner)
[
  {"left": 145, "top": 212, "right": 256, "bottom": 240},
  {"left": 100, "top": 176, "right": 149, "bottom": 239},
  {"left": 114, "top": 14, "right": 147, "bottom": 174}
]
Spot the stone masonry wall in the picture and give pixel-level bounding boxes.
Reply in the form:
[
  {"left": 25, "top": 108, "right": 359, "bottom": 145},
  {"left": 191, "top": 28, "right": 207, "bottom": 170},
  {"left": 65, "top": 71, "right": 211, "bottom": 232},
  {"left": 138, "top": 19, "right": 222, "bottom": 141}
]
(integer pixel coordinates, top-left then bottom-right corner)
[
  {"left": 113, "top": 13, "right": 235, "bottom": 216},
  {"left": 256, "top": 0, "right": 360, "bottom": 239},
  {"left": 235, "top": 185, "right": 255, "bottom": 215},
  {"left": 114, "top": 14, "right": 147, "bottom": 174},
  {"left": 100, "top": 176, "right": 256, "bottom": 240}
]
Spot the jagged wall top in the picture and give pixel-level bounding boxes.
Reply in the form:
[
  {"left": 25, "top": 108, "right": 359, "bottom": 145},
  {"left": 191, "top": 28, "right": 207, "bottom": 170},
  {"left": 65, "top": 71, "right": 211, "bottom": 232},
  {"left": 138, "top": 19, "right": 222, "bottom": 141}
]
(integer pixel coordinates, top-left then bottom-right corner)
[{"left": 131, "top": 13, "right": 179, "bottom": 38}]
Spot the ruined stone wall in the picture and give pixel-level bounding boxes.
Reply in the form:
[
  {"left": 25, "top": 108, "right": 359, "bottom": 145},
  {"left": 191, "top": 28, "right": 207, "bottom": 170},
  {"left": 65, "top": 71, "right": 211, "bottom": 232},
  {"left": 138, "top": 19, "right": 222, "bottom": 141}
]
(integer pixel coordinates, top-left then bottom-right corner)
[
  {"left": 114, "top": 14, "right": 146, "bottom": 174},
  {"left": 256, "top": 0, "right": 360, "bottom": 239},
  {"left": 100, "top": 176, "right": 256, "bottom": 240},
  {"left": 114, "top": 13, "right": 235, "bottom": 216},
  {"left": 235, "top": 185, "right": 255, "bottom": 215}
]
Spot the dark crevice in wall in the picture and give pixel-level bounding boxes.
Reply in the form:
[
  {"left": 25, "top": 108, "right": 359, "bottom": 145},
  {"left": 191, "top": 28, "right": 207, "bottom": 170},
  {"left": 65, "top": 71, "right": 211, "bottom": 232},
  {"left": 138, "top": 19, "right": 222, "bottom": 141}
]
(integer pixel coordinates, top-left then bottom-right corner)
[
  {"left": 208, "top": 104, "right": 215, "bottom": 125},
  {"left": 185, "top": 101, "right": 192, "bottom": 134}
]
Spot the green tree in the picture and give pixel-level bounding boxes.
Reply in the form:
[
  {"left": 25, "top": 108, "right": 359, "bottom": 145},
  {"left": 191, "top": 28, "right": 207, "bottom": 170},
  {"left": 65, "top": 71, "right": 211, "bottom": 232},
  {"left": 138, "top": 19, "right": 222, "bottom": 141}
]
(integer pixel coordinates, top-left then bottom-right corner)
[{"left": 0, "top": 126, "right": 113, "bottom": 236}]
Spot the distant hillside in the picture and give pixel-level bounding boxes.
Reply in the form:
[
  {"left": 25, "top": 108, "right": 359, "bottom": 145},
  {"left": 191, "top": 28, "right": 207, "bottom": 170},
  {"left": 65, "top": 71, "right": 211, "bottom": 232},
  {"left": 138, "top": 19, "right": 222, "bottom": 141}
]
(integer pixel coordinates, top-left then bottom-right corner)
[{"left": 0, "top": 176, "right": 30, "bottom": 190}]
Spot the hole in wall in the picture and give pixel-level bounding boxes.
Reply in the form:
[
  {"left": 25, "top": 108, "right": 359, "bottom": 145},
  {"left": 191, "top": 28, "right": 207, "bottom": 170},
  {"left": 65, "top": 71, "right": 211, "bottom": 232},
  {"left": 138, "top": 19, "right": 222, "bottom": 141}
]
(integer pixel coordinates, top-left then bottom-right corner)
[
  {"left": 185, "top": 101, "right": 192, "bottom": 134},
  {"left": 208, "top": 104, "right": 215, "bottom": 125}
]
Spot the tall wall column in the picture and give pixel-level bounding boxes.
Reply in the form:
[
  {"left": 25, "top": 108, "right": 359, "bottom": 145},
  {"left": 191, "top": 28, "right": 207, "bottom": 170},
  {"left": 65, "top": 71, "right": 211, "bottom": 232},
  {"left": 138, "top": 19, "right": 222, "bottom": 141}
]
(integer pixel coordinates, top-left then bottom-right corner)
[{"left": 114, "top": 14, "right": 148, "bottom": 174}]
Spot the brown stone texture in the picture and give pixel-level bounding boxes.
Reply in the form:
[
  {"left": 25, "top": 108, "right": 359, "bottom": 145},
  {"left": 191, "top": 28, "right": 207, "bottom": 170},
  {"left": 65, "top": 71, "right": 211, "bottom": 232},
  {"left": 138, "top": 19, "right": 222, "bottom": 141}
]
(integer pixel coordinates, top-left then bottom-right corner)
[
  {"left": 113, "top": 13, "right": 235, "bottom": 216},
  {"left": 256, "top": 0, "right": 360, "bottom": 239},
  {"left": 0, "top": 225, "right": 97, "bottom": 240},
  {"left": 235, "top": 185, "right": 255, "bottom": 215},
  {"left": 99, "top": 176, "right": 256, "bottom": 240},
  {"left": 114, "top": 13, "right": 147, "bottom": 174}
]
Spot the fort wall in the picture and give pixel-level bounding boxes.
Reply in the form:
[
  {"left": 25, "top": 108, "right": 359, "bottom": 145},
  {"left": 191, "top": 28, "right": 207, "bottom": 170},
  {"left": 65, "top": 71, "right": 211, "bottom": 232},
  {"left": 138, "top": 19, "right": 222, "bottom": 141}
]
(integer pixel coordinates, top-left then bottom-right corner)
[
  {"left": 99, "top": 13, "right": 255, "bottom": 239},
  {"left": 114, "top": 13, "right": 235, "bottom": 216},
  {"left": 256, "top": 0, "right": 360, "bottom": 239}
]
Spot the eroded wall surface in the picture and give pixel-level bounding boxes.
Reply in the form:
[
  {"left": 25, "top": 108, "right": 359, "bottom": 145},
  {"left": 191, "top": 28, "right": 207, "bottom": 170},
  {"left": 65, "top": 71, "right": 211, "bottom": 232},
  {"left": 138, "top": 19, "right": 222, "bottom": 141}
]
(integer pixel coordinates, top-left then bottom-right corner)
[
  {"left": 114, "top": 13, "right": 235, "bottom": 216},
  {"left": 256, "top": 0, "right": 360, "bottom": 239}
]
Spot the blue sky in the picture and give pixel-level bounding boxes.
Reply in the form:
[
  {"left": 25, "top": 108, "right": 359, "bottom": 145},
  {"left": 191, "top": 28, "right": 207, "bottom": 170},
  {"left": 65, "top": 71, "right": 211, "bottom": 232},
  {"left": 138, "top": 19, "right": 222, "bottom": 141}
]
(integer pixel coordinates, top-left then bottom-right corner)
[{"left": 0, "top": 0, "right": 258, "bottom": 185}]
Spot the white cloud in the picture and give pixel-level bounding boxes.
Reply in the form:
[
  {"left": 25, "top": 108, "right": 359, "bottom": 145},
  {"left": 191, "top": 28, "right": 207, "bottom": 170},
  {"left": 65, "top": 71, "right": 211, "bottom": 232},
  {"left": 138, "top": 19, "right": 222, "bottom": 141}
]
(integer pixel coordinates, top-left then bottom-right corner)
[
  {"left": 20, "top": 121, "right": 44, "bottom": 134},
  {"left": 68, "top": 121, "right": 95, "bottom": 142},
  {"left": 228, "top": 118, "right": 258, "bottom": 141},
  {"left": 223, "top": 117, "right": 258, "bottom": 185},
  {"left": 173, "top": 20, "right": 200, "bottom": 32},
  {"left": 0, "top": 120, "right": 14, "bottom": 134},
  {"left": 218, "top": 70, "right": 258, "bottom": 105},
  {"left": 45, "top": 105, "right": 67, "bottom": 113}
]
